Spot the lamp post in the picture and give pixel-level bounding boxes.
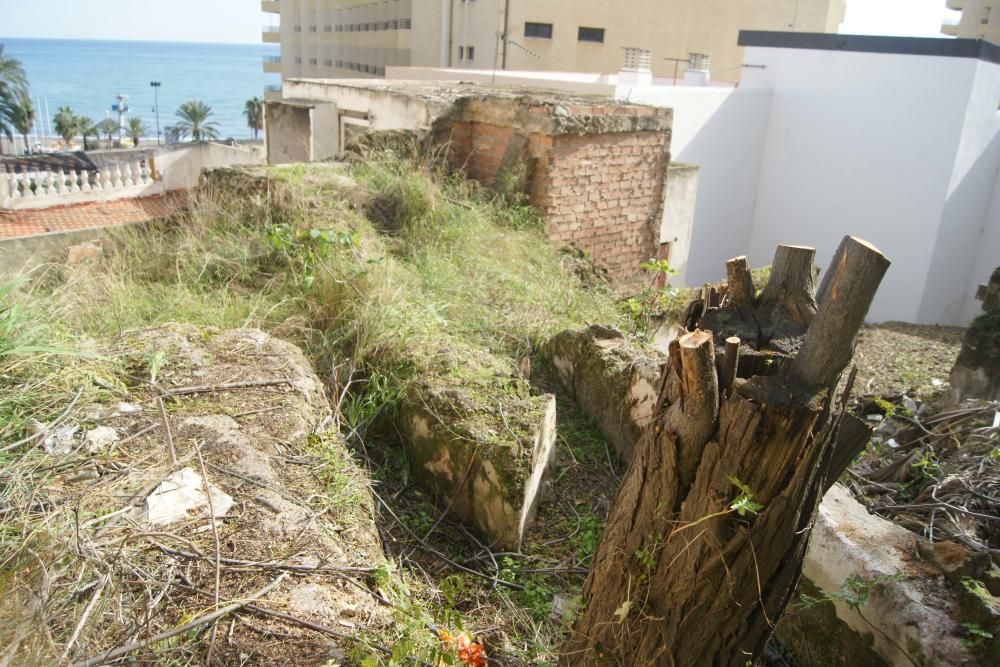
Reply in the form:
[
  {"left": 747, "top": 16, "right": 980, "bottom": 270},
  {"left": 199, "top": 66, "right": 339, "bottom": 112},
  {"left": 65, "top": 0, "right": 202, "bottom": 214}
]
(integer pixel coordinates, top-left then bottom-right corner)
[{"left": 150, "top": 81, "right": 162, "bottom": 146}]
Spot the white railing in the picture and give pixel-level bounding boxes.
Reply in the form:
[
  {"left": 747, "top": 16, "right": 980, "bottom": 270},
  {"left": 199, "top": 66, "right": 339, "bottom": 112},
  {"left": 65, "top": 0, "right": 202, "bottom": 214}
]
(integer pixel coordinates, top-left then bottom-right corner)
[{"left": 1, "top": 159, "right": 163, "bottom": 210}]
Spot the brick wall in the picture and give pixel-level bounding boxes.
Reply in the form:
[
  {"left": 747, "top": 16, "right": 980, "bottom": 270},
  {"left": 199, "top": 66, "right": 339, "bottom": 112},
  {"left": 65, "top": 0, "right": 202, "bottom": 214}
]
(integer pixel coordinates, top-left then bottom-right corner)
[
  {"left": 433, "top": 96, "right": 671, "bottom": 289},
  {"left": 532, "top": 131, "right": 669, "bottom": 287}
]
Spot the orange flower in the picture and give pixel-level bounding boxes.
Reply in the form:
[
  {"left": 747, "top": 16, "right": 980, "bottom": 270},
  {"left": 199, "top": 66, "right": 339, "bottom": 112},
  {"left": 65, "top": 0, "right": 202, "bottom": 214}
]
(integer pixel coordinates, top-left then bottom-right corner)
[{"left": 438, "top": 629, "right": 487, "bottom": 667}]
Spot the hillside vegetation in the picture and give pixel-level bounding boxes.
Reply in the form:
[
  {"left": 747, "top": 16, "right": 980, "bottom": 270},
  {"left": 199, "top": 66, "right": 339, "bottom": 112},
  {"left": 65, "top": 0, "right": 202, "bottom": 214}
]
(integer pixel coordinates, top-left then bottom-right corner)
[{"left": 1, "top": 155, "right": 632, "bottom": 664}]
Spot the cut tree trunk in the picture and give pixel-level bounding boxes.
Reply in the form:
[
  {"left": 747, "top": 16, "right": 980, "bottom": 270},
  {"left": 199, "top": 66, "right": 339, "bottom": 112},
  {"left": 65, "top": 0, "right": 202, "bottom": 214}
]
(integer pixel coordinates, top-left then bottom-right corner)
[{"left": 562, "top": 237, "right": 889, "bottom": 666}]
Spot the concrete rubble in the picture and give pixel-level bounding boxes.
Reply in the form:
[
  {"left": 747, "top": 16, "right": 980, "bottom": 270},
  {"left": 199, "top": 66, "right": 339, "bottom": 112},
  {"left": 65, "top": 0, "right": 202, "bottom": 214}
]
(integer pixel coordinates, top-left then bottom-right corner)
[
  {"left": 398, "top": 346, "right": 557, "bottom": 550},
  {"left": 543, "top": 325, "right": 664, "bottom": 461},
  {"left": 144, "top": 466, "right": 235, "bottom": 527}
]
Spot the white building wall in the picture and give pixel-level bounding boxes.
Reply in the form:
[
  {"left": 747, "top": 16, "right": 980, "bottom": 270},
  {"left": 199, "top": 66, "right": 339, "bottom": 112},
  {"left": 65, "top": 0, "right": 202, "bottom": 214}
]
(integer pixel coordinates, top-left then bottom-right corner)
[
  {"left": 967, "top": 164, "right": 1000, "bottom": 322},
  {"left": 742, "top": 47, "right": 978, "bottom": 324},
  {"left": 616, "top": 84, "right": 772, "bottom": 286},
  {"left": 921, "top": 60, "right": 1000, "bottom": 324}
]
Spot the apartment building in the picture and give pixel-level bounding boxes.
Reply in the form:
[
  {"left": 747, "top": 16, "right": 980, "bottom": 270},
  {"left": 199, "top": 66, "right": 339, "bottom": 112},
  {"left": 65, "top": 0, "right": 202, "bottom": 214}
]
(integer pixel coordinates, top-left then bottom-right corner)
[
  {"left": 262, "top": 0, "right": 845, "bottom": 93},
  {"left": 941, "top": 0, "right": 1000, "bottom": 43}
]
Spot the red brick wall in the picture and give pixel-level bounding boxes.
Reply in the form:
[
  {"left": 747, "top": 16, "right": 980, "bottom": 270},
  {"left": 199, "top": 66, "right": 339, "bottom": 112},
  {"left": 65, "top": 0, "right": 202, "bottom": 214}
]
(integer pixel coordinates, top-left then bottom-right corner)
[
  {"left": 531, "top": 132, "right": 669, "bottom": 287},
  {"left": 435, "top": 113, "right": 670, "bottom": 289}
]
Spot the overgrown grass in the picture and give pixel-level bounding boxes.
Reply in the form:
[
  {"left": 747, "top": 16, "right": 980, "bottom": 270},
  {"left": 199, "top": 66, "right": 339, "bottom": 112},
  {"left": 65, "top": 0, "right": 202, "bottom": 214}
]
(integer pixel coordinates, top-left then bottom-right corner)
[{"left": 0, "top": 153, "right": 627, "bottom": 663}]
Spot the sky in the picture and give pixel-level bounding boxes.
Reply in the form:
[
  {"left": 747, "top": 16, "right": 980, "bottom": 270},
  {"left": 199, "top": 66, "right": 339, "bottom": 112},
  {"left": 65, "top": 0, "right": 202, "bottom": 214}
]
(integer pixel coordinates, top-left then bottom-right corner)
[{"left": 0, "top": 0, "right": 959, "bottom": 44}]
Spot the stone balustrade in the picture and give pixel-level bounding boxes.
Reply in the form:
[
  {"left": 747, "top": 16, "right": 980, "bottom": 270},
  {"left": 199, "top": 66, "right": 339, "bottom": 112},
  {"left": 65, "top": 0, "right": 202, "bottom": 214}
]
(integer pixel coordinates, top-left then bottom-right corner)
[{"left": 0, "top": 159, "right": 164, "bottom": 210}]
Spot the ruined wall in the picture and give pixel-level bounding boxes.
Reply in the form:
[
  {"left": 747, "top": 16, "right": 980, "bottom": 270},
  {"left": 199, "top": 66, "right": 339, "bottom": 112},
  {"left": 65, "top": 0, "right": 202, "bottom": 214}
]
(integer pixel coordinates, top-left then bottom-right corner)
[
  {"left": 265, "top": 103, "right": 313, "bottom": 165},
  {"left": 434, "top": 96, "right": 672, "bottom": 288}
]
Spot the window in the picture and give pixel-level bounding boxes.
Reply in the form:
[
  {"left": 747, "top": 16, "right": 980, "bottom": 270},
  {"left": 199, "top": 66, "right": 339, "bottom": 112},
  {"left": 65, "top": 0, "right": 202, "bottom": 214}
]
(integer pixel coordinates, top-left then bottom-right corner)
[
  {"left": 324, "top": 58, "right": 333, "bottom": 66},
  {"left": 458, "top": 46, "right": 465, "bottom": 60},
  {"left": 308, "top": 25, "right": 317, "bottom": 32},
  {"left": 309, "top": 58, "right": 318, "bottom": 65},
  {"left": 295, "top": 56, "right": 302, "bottom": 64},
  {"left": 400, "top": 18, "right": 412, "bottom": 29},
  {"left": 524, "top": 22, "right": 553, "bottom": 39},
  {"left": 336, "top": 59, "right": 344, "bottom": 68},
  {"left": 335, "top": 25, "right": 343, "bottom": 32},
  {"left": 578, "top": 27, "right": 605, "bottom": 43},
  {"left": 390, "top": 19, "right": 399, "bottom": 29},
  {"left": 467, "top": 46, "right": 475, "bottom": 60},
  {"left": 324, "top": 25, "right": 332, "bottom": 32},
  {"left": 294, "top": 25, "right": 302, "bottom": 32}
]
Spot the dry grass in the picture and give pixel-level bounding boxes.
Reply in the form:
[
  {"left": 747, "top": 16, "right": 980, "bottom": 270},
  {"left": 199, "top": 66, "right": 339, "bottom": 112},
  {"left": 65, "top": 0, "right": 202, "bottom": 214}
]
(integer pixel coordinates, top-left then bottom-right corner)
[{"left": 0, "top": 154, "right": 628, "bottom": 665}]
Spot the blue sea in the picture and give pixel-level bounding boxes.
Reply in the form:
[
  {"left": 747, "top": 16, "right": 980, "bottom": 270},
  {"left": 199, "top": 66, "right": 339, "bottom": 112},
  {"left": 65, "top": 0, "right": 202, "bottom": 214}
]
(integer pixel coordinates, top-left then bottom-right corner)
[{"left": 0, "top": 38, "right": 280, "bottom": 140}]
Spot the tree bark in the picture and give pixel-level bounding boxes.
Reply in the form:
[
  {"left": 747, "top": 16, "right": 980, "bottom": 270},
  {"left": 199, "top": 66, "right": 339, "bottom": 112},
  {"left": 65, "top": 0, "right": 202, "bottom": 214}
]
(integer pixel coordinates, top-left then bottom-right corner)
[
  {"left": 760, "top": 244, "right": 818, "bottom": 326},
  {"left": 562, "top": 237, "right": 889, "bottom": 666},
  {"left": 725, "top": 255, "right": 755, "bottom": 308}
]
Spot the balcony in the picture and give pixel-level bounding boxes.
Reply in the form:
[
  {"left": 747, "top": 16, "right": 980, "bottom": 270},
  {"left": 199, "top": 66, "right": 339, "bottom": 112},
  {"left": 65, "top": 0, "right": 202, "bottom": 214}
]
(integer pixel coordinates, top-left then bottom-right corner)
[
  {"left": 941, "top": 22, "right": 960, "bottom": 35},
  {"left": 946, "top": 0, "right": 965, "bottom": 10},
  {"left": 263, "top": 55, "right": 281, "bottom": 73},
  {"left": 262, "top": 25, "right": 280, "bottom": 43},
  {"left": 262, "top": 0, "right": 280, "bottom": 12}
]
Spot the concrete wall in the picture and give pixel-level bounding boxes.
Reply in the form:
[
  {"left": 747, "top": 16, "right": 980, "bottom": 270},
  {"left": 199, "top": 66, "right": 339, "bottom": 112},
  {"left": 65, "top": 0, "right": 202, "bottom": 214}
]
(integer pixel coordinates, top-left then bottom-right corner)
[
  {"left": 283, "top": 79, "right": 442, "bottom": 131},
  {"left": 154, "top": 142, "right": 265, "bottom": 190},
  {"left": 660, "top": 163, "right": 699, "bottom": 285},
  {"left": 967, "top": 160, "right": 1000, "bottom": 323},
  {"left": 742, "top": 46, "right": 987, "bottom": 324},
  {"left": 0, "top": 227, "right": 117, "bottom": 280},
  {"left": 921, "top": 60, "right": 1000, "bottom": 324},
  {"left": 617, "top": 84, "right": 772, "bottom": 287},
  {"left": 265, "top": 103, "right": 314, "bottom": 164},
  {"left": 311, "top": 103, "right": 342, "bottom": 161},
  {"left": 387, "top": 66, "right": 618, "bottom": 96}
]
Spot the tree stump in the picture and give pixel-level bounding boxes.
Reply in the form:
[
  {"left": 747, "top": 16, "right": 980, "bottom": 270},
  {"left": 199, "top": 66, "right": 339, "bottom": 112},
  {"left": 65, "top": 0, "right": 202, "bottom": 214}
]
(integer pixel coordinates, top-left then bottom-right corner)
[{"left": 562, "top": 237, "right": 889, "bottom": 666}]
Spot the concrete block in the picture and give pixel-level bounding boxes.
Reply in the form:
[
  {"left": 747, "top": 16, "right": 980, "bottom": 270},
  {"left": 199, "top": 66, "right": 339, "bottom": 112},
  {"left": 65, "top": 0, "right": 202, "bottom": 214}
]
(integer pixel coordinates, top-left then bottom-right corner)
[
  {"left": 544, "top": 325, "right": 665, "bottom": 461},
  {"left": 398, "top": 348, "right": 557, "bottom": 550}
]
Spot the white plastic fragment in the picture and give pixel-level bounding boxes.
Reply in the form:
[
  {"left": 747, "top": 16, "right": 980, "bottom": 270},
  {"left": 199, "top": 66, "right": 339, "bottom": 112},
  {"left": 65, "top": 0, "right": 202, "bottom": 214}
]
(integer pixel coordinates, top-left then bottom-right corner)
[
  {"left": 84, "top": 426, "right": 118, "bottom": 454},
  {"left": 43, "top": 424, "right": 79, "bottom": 455},
  {"left": 145, "top": 467, "right": 234, "bottom": 527}
]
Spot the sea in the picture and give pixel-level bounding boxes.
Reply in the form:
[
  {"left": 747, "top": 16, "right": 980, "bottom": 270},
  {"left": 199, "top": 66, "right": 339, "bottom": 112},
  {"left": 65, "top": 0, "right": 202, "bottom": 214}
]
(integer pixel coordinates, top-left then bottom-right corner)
[{"left": 0, "top": 38, "right": 280, "bottom": 140}]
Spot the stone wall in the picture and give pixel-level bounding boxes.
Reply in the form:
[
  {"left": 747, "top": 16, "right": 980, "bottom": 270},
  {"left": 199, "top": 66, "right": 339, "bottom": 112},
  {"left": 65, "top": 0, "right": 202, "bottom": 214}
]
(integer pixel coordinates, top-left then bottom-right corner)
[{"left": 433, "top": 96, "right": 672, "bottom": 288}]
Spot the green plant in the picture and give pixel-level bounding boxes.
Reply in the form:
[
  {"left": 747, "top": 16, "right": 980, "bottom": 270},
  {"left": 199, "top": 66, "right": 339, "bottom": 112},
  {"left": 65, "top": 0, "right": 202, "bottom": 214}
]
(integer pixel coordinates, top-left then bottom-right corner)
[
  {"left": 145, "top": 348, "right": 168, "bottom": 384},
  {"left": 961, "top": 622, "right": 994, "bottom": 648},
  {"left": 244, "top": 96, "right": 264, "bottom": 139},
  {"left": 830, "top": 572, "right": 903, "bottom": 610},
  {"left": 728, "top": 476, "right": 764, "bottom": 517},
  {"left": 175, "top": 100, "right": 220, "bottom": 141}
]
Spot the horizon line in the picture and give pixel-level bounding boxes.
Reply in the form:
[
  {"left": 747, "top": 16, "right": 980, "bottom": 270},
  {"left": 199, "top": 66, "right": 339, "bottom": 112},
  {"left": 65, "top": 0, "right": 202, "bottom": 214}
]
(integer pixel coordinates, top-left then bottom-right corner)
[{"left": 0, "top": 35, "right": 275, "bottom": 47}]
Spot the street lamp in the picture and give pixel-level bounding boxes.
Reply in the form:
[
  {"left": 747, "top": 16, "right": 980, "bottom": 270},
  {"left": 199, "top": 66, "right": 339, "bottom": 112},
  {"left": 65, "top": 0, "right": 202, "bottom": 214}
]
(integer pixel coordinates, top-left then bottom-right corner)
[{"left": 150, "top": 81, "right": 162, "bottom": 146}]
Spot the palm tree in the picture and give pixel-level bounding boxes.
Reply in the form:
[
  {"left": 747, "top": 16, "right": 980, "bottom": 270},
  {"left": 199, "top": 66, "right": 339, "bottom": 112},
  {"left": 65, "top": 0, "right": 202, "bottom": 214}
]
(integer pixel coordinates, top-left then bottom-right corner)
[
  {"left": 54, "top": 106, "right": 78, "bottom": 146},
  {"left": 8, "top": 95, "right": 34, "bottom": 154},
  {"left": 128, "top": 116, "right": 150, "bottom": 147},
  {"left": 97, "top": 118, "right": 118, "bottom": 148},
  {"left": 175, "top": 100, "right": 220, "bottom": 142},
  {"left": 244, "top": 96, "right": 263, "bottom": 139},
  {"left": 77, "top": 116, "right": 98, "bottom": 151},
  {"left": 0, "top": 44, "right": 29, "bottom": 154}
]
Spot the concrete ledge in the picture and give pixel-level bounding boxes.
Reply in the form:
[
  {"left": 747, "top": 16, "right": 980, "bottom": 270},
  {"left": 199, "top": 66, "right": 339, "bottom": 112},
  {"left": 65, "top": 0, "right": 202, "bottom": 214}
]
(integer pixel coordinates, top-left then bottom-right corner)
[{"left": 0, "top": 225, "right": 132, "bottom": 279}]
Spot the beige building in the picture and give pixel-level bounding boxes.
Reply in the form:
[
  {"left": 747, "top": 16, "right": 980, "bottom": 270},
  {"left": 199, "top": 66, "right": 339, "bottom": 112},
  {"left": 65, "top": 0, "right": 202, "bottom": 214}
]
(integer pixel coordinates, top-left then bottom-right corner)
[
  {"left": 941, "top": 0, "right": 1000, "bottom": 42},
  {"left": 262, "top": 0, "right": 845, "bottom": 95}
]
